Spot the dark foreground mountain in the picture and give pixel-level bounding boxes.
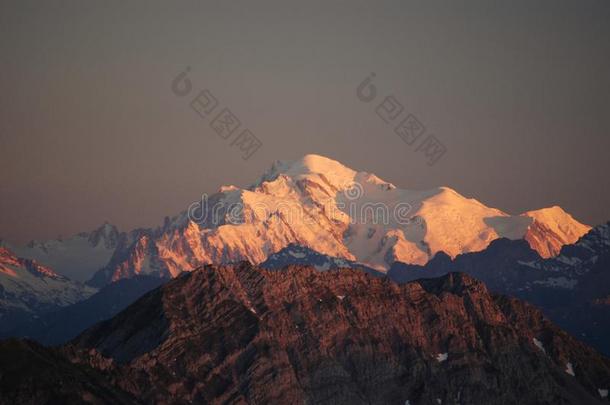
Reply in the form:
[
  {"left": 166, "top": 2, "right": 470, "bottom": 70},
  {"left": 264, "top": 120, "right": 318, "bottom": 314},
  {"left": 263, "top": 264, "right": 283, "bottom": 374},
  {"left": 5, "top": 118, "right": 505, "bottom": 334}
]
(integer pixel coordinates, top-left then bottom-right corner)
[
  {"left": 388, "top": 222, "right": 610, "bottom": 356},
  {"left": 62, "top": 264, "right": 610, "bottom": 404},
  {"left": 0, "top": 339, "right": 134, "bottom": 405}
]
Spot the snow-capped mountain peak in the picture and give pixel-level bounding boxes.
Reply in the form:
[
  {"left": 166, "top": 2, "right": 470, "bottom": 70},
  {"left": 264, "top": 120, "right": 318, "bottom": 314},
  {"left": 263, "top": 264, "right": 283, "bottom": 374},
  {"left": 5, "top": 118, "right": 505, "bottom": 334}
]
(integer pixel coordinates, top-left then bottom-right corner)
[
  {"left": 254, "top": 154, "right": 394, "bottom": 191},
  {"left": 1, "top": 155, "right": 590, "bottom": 286},
  {"left": 3, "top": 223, "right": 121, "bottom": 282},
  {"left": 521, "top": 207, "right": 592, "bottom": 258},
  {"left": 523, "top": 206, "right": 591, "bottom": 239},
  {"left": 85, "top": 222, "right": 120, "bottom": 248},
  {"left": 85, "top": 154, "right": 592, "bottom": 285},
  {"left": 0, "top": 247, "right": 96, "bottom": 314}
]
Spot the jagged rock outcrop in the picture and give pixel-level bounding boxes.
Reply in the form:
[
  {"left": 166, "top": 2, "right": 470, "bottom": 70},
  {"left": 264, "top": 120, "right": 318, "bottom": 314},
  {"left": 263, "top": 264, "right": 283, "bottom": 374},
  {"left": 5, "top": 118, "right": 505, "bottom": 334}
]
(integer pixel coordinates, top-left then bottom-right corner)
[{"left": 70, "top": 264, "right": 610, "bottom": 404}]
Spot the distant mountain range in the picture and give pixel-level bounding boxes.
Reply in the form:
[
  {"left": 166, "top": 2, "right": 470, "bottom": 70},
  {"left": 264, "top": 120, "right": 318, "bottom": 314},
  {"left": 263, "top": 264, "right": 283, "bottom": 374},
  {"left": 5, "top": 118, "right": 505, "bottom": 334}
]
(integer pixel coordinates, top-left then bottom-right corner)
[
  {"left": 0, "top": 155, "right": 607, "bottom": 404},
  {"left": 0, "top": 155, "right": 592, "bottom": 288},
  {"left": 1, "top": 222, "right": 120, "bottom": 282},
  {"left": 0, "top": 247, "right": 95, "bottom": 338},
  {"left": 3, "top": 220, "right": 607, "bottom": 360}
]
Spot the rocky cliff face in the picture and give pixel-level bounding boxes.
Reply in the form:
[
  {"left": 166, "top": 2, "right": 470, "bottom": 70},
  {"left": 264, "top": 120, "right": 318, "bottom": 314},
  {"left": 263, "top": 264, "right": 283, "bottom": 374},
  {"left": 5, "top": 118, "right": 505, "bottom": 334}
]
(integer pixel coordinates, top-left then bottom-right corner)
[{"left": 71, "top": 264, "right": 610, "bottom": 404}]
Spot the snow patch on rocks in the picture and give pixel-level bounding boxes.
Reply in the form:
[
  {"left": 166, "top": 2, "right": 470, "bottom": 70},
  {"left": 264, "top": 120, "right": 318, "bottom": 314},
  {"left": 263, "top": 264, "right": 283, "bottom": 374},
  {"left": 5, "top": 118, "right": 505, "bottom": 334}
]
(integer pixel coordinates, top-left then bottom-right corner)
[
  {"left": 565, "top": 362, "right": 575, "bottom": 376},
  {"left": 435, "top": 353, "right": 448, "bottom": 362},
  {"left": 533, "top": 338, "right": 546, "bottom": 354}
]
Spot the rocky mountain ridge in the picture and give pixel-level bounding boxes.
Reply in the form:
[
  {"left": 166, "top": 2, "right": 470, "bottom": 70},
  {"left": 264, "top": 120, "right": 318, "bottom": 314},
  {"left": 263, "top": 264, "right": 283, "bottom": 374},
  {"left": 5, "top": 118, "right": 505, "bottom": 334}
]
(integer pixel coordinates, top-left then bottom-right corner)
[{"left": 64, "top": 263, "right": 610, "bottom": 404}]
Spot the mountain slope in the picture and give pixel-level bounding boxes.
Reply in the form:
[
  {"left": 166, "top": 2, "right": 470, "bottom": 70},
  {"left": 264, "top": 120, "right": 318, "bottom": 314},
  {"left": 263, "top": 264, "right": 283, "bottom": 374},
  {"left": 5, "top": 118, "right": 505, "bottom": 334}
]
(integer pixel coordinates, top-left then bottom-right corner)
[
  {"left": 72, "top": 264, "right": 610, "bottom": 404},
  {"left": 0, "top": 248, "right": 95, "bottom": 314},
  {"left": 90, "top": 154, "right": 590, "bottom": 285},
  {"left": 15, "top": 275, "right": 167, "bottom": 345},
  {"left": 0, "top": 339, "right": 135, "bottom": 405},
  {"left": 388, "top": 222, "right": 610, "bottom": 355},
  {"left": 0, "top": 247, "right": 97, "bottom": 338}
]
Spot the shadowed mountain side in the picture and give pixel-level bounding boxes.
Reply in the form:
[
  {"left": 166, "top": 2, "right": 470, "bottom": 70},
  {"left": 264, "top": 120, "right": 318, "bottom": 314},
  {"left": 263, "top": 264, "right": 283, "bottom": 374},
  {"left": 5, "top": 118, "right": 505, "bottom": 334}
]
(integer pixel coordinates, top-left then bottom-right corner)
[
  {"left": 0, "top": 339, "right": 136, "bottom": 405},
  {"left": 12, "top": 276, "right": 168, "bottom": 345}
]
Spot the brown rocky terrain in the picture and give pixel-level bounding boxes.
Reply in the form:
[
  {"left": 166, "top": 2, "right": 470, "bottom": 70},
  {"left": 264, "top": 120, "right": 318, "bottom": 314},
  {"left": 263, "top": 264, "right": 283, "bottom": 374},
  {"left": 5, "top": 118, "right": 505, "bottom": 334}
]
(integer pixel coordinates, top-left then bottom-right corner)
[{"left": 68, "top": 263, "right": 610, "bottom": 404}]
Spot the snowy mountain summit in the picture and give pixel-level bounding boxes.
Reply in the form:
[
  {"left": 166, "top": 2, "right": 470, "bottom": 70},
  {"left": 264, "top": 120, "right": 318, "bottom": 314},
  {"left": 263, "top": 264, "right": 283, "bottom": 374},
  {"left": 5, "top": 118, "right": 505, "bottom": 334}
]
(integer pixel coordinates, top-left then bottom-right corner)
[
  {"left": 88, "top": 154, "right": 590, "bottom": 284},
  {"left": 0, "top": 247, "right": 95, "bottom": 317},
  {"left": 3, "top": 223, "right": 120, "bottom": 282}
]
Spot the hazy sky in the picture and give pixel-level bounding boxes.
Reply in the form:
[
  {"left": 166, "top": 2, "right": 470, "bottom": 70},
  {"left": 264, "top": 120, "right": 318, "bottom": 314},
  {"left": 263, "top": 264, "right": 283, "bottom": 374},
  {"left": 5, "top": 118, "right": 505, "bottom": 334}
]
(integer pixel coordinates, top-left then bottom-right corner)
[{"left": 1, "top": 0, "right": 609, "bottom": 243}]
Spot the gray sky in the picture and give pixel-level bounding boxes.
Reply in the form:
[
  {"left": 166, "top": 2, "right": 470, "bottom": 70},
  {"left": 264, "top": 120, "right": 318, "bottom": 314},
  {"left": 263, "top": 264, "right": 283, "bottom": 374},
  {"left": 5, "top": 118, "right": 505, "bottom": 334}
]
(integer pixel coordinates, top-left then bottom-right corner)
[{"left": 1, "top": 0, "right": 609, "bottom": 243}]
